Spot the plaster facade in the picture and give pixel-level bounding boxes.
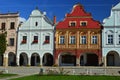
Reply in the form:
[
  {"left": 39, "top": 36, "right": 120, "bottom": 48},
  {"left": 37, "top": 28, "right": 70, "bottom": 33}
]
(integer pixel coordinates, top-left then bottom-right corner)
[
  {"left": 0, "top": 13, "right": 19, "bottom": 66},
  {"left": 17, "top": 8, "right": 54, "bottom": 66},
  {"left": 102, "top": 3, "right": 120, "bottom": 66},
  {"left": 55, "top": 4, "right": 102, "bottom": 66}
]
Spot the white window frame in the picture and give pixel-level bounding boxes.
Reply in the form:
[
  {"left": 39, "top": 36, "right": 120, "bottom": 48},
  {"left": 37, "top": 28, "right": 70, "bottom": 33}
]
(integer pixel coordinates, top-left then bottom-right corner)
[
  {"left": 59, "top": 36, "right": 65, "bottom": 44},
  {"left": 107, "top": 34, "right": 113, "bottom": 44},
  {"left": 92, "top": 36, "right": 97, "bottom": 44},
  {"left": 118, "top": 35, "right": 120, "bottom": 44},
  {"left": 81, "top": 36, "right": 86, "bottom": 44},
  {"left": 70, "top": 36, "right": 76, "bottom": 44}
]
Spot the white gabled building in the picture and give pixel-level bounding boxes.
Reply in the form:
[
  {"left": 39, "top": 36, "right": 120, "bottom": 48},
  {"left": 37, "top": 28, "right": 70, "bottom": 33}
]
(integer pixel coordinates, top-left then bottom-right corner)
[
  {"left": 17, "top": 8, "right": 55, "bottom": 66},
  {"left": 102, "top": 3, "right": 120, "bottom": 66}
]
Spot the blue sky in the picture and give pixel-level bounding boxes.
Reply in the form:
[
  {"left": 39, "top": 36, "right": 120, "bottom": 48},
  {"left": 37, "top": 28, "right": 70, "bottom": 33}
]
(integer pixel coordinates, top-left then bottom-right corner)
[{"left": 0, "top": 0, "right": 120, "bottom": 22}]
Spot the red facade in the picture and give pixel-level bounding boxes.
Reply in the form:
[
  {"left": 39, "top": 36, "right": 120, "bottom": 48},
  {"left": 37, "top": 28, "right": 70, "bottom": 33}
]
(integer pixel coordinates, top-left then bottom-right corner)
[
  {"left": 56, "top": 4, "right": 101, "bottom": 29},
  {"left": 55, "top": 3, "right": 102, "bottom": 66}
]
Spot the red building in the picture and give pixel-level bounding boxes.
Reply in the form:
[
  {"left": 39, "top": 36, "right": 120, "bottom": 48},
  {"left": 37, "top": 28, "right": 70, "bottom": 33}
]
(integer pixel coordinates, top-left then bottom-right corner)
[{"left": 55, "top": 3, "right": 102, "bottom": 66}]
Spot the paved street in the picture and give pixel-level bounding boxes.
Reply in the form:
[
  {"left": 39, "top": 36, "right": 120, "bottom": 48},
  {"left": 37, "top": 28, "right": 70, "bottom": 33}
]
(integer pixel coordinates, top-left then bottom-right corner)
[{"left": 0, "top": 66, "right": 120, "bottom": 80}]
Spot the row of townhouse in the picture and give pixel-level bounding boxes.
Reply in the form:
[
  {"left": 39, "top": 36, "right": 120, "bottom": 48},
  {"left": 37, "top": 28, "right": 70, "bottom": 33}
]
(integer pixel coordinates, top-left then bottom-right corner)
[{"left": 0, "top": 2, "right": 120, "bottom": 67}]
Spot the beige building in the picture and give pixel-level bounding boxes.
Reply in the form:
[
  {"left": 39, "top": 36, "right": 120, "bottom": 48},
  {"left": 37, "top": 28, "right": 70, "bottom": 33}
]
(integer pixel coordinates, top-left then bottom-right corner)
[{"left": 0, "top": 12, "right": 19, "bottom": 66}]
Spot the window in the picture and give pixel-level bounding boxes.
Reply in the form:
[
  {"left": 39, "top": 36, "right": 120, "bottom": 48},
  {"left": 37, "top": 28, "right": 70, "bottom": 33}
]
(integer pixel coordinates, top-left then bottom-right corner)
[
  {"left": 59, "top": 36, "right": 65, "bottom": 44},
  {"left": 70, "top": 36, "right": 76, "bottom": 44},
  {"left": 107, "top": 35, "right": 113, "bottom": 44},
  {"left": 35, "top": 22, "right": 38, "bottom": 26},
  {"left": 9, "top": 38, "right": 14, "bottom": 46},
  {"left": 80, "top": 21, "right": 87, "bottom": 26},
  {"left": 69, "top": 21, "right": 76, "bottom": 27},
  {"left": 92, "top": 36, "right": 97, "bottom": 44},
  {"left": 81, "top": 36, "right": 86, "bottom": 44},
  {"left": 118, "top": 35, "right": 120, "bottom": 44},
  {"left": 21, "top": 36, "right": 27, "bottom": 44},
  {"left": 33, "top": 36, "right": 38, "bottom": 43},
  {"left": 44, "top": 36, "right": 50, "bottom": 44},
  {"left": 10, "top": 22, "right": 15, "bottom": 29},
  {"left": 1, "top": 23, "right": 5, "bottom": 30}
]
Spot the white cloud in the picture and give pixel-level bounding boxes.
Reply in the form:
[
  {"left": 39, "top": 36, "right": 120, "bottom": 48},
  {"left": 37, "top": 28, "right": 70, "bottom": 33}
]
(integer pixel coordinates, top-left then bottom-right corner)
[{"left": 19, "top": 17, "right": 26, "bottom": 23}]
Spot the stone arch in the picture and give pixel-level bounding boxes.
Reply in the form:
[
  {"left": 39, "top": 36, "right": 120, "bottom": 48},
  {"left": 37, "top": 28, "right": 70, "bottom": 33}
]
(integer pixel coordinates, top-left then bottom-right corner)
[
  {"left": 42, "top": 53, "right": 53, "bottom": 66},
  {"left": 106, "top": 51, "right": 120, "bottom": 66},
  {"left": 8, "top": 52, "right": 16, "bottom": 66},
  {"left": 59, "top": 52, "right": 76, "bottom": 66},
  {"left": 80, "top": 53, "right": 98, "bottom": 66},
  {"left": 19, "top": 53, "right": 28, "bottom": 66},
  {"left": 31, "top": 53, "right": 40, "bottom": 66}
]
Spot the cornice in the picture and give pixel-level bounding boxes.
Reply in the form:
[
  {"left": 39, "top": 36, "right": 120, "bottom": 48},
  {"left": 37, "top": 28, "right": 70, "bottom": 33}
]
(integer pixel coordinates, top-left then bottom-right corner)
[{"left": 67, "top": 16, "right": 92, "bottom": 18}]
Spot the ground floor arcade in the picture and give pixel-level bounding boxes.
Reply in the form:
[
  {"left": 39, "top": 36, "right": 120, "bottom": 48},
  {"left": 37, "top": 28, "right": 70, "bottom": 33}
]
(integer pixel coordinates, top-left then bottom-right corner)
[
  {"left": 1, "top": 50, "right": 120, "bottom": 67},
  {"left": 16, "top": 52, "right": 53, "bottom": 66},
  {"left": 103, "top": 50, "right": 120, "bottom": 66},
  {"left": 54, "top": 49, "right": 102, "bottom": 66},
  {"left": 0, "top": 52, "right": 53, "bottom": 66}
]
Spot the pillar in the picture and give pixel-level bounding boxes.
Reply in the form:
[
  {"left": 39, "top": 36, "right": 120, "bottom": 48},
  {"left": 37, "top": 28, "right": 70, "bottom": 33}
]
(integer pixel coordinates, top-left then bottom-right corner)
[
  {"left": 40, "top": 57, "right": 43, "bottom": 66},
  {"left": 103, "top": 56, "right": 107, "bottom": 67},
  {"left": 28, "top": 57, "right": 31, "bottom": 66},
  {"left": 16, "top": 56, "right": 19, "bottom": 66},
  {"left": 76, "top": 57, "right": 80, "bottom": 66},
  {"left": 3, "top": 53, "right": 8, "bottom": 67}
]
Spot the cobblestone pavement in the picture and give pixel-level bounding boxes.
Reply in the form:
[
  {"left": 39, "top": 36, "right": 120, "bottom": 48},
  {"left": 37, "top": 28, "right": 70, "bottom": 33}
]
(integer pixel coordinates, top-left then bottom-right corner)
[{"left": 0, "top": 66, "right": 120, "bottom": 80}]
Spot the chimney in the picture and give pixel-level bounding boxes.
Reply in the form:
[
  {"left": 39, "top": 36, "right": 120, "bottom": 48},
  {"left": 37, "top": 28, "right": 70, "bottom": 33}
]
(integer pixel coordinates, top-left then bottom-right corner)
[{"left": 53, "top": 16, "right": 56, "bottom": 24}]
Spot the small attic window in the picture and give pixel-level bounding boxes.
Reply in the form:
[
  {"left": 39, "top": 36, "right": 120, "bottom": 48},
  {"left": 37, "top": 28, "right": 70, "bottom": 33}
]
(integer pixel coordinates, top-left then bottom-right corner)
[
  {"left": 80, "top": 21, "right": 87, "bottom": 26},
  {"left": 35, "top": 22, "right": 38, "bottom": 26},
  {"left": 69, "top": 21, "right": 76, "bottom": 27}
]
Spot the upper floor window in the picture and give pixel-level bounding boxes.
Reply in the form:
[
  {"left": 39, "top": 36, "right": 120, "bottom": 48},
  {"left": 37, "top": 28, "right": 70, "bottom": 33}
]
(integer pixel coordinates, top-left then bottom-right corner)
[
  {"left": 33, "top": 36, "right": 38, "bottom": 43},
  {"left": 69, "top": 21, "right": 76, "bottom": 27},
  {"left": 118, "top": 35, "right": 120, "bottom": 44},
  {"left": 1, "top": 23, "right": 6, "bottom": 30},
  {"left": 44, "top": 36, "right": 50, "bottom": 44},
  {"left": 81, "top": 36, "right": 86, "bottom": 44},
  {"left": 107, "top": 35, "right": 113, "bottom": 44},
  {"left": 92, "top": 36, "right": 97, "bottom": 44},
  {"left": 10, "top": 22, "right": 15, "bottom": 29},
  {"left": 70, "top": 36, "right": 76, "bottom": 44},
  {"left": 9, "top": 38, "right": 14, "bottom": 46},
  {"left": 35, "top": 22, "right": 38, "bottom": 26},
  {"left": 80, "top": 21, "right": 87, "bottom": 26},
  {"left": 21, "top": 36, "right": 27, "bottom": 44},
  {"left": 59, "top": 36, "right": 65, "bottom": 44}
]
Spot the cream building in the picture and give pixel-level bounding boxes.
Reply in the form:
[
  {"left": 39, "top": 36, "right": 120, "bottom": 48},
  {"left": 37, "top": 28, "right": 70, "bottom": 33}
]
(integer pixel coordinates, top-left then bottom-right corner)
[{"left": 0, "top": 12, "right": 19, "bottom": 66}]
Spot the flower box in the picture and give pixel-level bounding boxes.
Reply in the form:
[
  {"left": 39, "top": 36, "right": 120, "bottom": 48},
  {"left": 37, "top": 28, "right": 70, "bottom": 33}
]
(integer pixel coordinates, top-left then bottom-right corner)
[
  {"left": 44, "top": 40, "right": 49, "bottom": 43},
  {"left": 21, "top": 40, "right": 26, "bottom": 44},
  {"left": 33, "top": 40, "right": 38, "bottom": 43}
]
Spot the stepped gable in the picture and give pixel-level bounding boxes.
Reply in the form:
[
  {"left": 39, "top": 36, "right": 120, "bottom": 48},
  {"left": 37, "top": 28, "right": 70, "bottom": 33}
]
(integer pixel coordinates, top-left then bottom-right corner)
[{"left": 56, "top": 3, "right": 101, "bottom": 29}]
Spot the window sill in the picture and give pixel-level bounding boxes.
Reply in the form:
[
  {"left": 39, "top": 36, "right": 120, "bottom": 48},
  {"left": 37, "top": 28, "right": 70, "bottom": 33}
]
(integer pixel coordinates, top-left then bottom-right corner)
[
  {"left": 9, "top": 29, "right": 15, "bottom": 30},
  {"left": 21, "top": 43, "right": 27, "bottom": 44},
  {"left": 106, "top": 44, "right": 114, "bottom": 45},
  {"left": 69, "top": 44, "right": 76, "bottom": 45},
  {"left": 7, "top": 45, "right": 14, "bottom": 46},
  {"left": 58, "top": 43, "right": 65, "bottom": 45}
]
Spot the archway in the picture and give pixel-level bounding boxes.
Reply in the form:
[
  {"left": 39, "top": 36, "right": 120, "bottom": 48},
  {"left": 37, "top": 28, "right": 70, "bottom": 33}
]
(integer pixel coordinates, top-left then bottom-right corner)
[
  {"left": 80, "top": 53, "right": 98, "bottom": 66},
  {"left": 8, "top": 52, "right": 16, "bottom": 66},
  {"left": 59, "top": 52, "right": 76, "bottom": 66},
  {"left": 19, "top": 53, "right": 28, "bottom": 66},
  {"left": 31, "top": 53, "right": 40, "bottom": 66},
  {"left": 43, "top": 53, "right": 53, "bottom": 66},
  {"left": 107, "top": 51, "right": 120, "bottom": 66},
  {"left": 0, "top": 54, "right": 3, "bottom": 66}
]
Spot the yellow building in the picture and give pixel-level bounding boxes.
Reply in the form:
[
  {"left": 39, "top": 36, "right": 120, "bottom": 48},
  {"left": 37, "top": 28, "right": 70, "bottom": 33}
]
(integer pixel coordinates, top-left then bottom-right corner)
[{"left": 55, "top": 4, "right": 102, "bottom": 66}]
